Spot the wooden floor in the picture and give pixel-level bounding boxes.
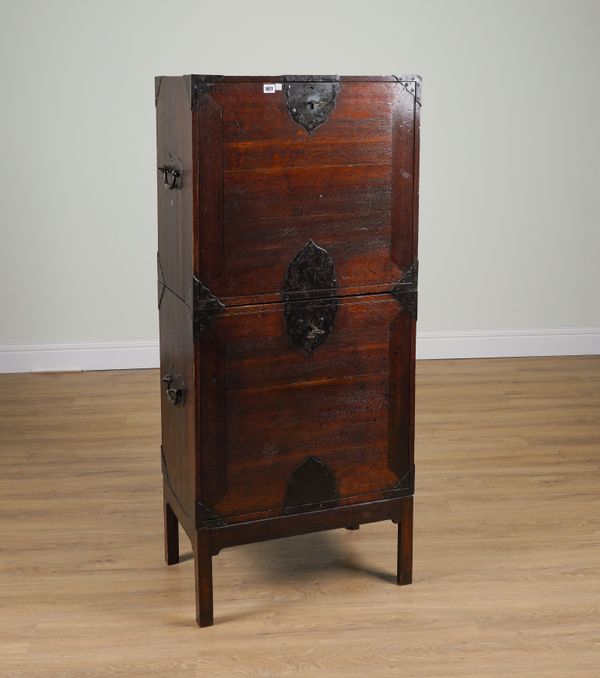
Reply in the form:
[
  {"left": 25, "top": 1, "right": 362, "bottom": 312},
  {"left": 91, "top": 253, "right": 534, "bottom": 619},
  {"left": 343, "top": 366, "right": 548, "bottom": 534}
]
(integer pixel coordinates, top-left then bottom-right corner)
[{"left": 1, "top": 357, "right": 599, "bottom": 677}]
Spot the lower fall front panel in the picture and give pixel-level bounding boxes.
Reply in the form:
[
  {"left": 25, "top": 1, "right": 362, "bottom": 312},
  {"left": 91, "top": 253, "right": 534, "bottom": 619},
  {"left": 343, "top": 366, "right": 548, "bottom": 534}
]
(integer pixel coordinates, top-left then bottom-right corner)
[{"left": 195, "top": 293, "right": 415, "bottom": 525}]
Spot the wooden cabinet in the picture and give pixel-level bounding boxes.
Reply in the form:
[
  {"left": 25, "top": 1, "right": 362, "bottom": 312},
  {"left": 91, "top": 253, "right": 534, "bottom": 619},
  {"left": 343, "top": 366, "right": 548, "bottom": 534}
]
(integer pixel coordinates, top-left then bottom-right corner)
[{"left": 155, "top": 74, "right": 421, "bottom": 626}]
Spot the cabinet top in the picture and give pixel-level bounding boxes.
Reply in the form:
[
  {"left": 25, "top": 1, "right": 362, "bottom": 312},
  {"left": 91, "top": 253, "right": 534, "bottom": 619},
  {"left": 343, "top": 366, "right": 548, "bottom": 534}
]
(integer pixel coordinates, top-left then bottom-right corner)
[{"left": 155, "top": 74, "right": 421, "bottom": 84}]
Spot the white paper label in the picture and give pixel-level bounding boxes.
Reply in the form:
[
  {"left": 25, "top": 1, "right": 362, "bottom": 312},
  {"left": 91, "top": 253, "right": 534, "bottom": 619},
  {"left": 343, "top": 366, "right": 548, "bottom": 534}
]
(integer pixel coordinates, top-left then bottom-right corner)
[{"left": 263, "top": 83, "right": 282, "bottom": 93}]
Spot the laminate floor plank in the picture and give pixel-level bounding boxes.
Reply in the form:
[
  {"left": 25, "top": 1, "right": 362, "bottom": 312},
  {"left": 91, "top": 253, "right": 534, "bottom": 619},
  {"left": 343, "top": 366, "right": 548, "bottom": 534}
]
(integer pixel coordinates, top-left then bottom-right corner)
[{"left": 0, "top": 357, "right": 599, "bottom": 676}]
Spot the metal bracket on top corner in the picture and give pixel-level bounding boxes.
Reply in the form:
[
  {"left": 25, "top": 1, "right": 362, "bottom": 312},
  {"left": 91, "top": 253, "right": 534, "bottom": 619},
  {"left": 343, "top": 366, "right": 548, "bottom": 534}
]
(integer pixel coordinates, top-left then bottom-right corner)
[
  {"left": 390, "top": 261, "right": 418, "bottom": 320},
  {"left": 193, "top": 276, "right": 224, "bottom": 335},
  {"left": 187, "top": 75, "right": 225, "bottom": 110},
  {"left": 391, "top": 75, "right": 422, "bottom": 106}
]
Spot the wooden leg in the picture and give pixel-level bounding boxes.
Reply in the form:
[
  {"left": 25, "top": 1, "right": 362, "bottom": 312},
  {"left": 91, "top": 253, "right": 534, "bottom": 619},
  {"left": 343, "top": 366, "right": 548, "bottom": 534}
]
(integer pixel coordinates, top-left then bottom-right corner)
[
  {"left": 397, "top": 496, "right": 413, "bottom": 586},
  {"left": 194, "top": 531, "right": 214, "bottom": 627},
  {"left": 164, "top": 498, "right": 179, "bottom": 566}
]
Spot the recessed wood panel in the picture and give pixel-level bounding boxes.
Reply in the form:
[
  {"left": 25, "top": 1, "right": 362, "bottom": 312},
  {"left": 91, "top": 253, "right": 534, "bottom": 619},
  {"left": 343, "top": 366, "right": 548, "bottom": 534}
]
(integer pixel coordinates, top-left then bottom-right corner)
[
  {"left": 156, "top": 77, "right": 194, "bottom": 305},
  {"left": 158, "top": 288, "right": 196, "bottom": 519},
  {"left": 197, "top": 295, "right": 414, "bottom": 521},
  {"left": 195, "top": 82, "right": 417, "bottom": 302}
]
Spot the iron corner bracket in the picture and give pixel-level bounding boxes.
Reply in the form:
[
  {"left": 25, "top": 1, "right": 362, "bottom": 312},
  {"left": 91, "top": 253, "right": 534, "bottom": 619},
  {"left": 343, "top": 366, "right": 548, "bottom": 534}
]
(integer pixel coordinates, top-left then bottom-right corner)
[
  {"left": 193, "top": 276, "right": 224, "bottom": 335},
  {"left": 390, "top": 261, "right": 418, "bottom": 320},
  {"left": 196, "top": 501, "right": 228, "bottom": 529},
  {"left": 392, "top": 74, "right": 422, "bottom": 106},
  {"left": 393, "top": 465, "right": 415, "bottom": 495},
  {"left": 186, "top": 74, "right": 225, "bottom": 110}
]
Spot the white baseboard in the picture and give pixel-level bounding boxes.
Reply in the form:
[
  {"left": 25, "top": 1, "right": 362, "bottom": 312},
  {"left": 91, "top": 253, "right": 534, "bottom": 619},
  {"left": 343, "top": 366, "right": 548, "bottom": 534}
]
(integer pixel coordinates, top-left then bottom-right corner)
[
  {"left": 0, "top": 328, "right": 598, "bottom": 373},
  {"left": 0, "top": 340, "right": 160, "bottom": 374},
  {"left": 416, "top": 327, "right": 600, "bottom": 360}
]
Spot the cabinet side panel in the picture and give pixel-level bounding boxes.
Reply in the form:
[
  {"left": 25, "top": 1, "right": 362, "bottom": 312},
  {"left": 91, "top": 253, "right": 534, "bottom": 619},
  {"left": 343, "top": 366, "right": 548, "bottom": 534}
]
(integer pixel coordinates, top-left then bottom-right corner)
[
  {"left": 409, "top": 87, "right": 420, "bottom": 468},
  {"left": 391, "top": 85, "right": 417, "bottom": 271},
  {"left": 156, "top": 77, "right": 196, "bottom": 523},
  {"left": 412, "top": 80, "right": 421, "bottom": 267},
  {"left": 388, "top": 311, "right": 415, "bottom": 476},
  {"left": 193, "top": 89, "right": 224, "bottom": 285},
  {"left": 158, "top": 288, "right": 196, "bottom": 523},
  {"left": 156, "top": 76, "right": 194, "bottom": 305}
]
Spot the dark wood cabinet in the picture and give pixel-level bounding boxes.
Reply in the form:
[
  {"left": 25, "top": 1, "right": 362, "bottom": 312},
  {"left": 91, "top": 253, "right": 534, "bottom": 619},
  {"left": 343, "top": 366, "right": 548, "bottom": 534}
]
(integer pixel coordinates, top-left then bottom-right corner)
[{"left": 155, "top": 74, "right": 421, "bottom": 626}]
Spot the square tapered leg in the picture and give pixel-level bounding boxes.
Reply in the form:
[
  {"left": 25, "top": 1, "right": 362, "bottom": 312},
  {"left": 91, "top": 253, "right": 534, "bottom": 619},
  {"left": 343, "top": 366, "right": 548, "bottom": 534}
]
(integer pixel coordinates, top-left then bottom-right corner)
[
  {"left": 164, "top": 489, "right": 179, "bottom": 566},
  {"left": 397, "top": 496, "right": 413, "bottom": 585},
  {"left": 194, "top": 531, "right": 213, "bottom": 627}
]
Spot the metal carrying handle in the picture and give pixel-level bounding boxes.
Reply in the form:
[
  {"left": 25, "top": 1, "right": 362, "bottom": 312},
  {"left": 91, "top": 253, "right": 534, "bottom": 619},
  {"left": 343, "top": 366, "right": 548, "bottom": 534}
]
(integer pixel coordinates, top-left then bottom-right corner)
[
  {"left": 162, "top": 374, "right": 184, "bottom": 406},
  {"left": 157, "top": 165, "right": 181, "bottom": 190}
]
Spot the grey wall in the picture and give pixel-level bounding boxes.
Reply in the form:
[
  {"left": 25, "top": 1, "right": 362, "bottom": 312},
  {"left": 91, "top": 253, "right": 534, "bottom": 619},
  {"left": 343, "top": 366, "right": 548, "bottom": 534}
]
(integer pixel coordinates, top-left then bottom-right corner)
[{"left": 1, "top": 0, "right": 598, "bottom": 367}]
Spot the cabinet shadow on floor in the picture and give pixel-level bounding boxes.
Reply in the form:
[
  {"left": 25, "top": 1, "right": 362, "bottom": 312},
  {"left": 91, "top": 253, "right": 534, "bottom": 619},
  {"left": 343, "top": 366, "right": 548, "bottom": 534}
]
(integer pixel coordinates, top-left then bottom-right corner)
[{"left": 203, "top": 527, "right": 398, "bottom": 585}]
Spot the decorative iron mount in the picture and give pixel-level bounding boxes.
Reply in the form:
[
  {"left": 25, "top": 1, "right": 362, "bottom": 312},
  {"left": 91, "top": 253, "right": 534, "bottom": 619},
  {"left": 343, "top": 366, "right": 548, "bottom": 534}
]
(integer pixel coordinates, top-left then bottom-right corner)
[
  {"left": 391, "top": 74, "right": 422, "bottom": 106},
  {"left": 391, "top": 261, "right": 418, "bottom": 319},
  {"left": 283, "top": 240, "right": 338, "bottom": 353},
  {"left": 285, "top": 81, "right": 339, "bottom": 134},
  {"left": 284, "top": 457, "right": 340, "bottom": 514}
]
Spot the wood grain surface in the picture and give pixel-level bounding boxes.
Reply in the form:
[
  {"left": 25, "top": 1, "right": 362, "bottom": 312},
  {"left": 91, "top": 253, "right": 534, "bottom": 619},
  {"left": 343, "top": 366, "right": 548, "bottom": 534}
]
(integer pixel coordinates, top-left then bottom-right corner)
[
  {"left": 158, "top": 78, "right": 419, "bottom": 304},
  {"left": 1, "top": 356, "right": 599, "bottom": 676},
  {"left": 195, "top": 294, "right": 412, "bottom": 520}
]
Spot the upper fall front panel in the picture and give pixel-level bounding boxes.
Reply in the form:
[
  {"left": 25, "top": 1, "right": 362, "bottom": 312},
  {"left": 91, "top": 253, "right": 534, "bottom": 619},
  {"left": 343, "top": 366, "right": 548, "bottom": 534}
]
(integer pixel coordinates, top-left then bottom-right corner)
[{"left": 193, "top": 80, "right": 417, "bottom": 305}]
